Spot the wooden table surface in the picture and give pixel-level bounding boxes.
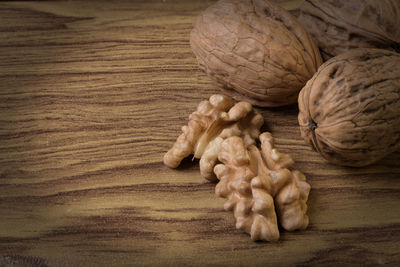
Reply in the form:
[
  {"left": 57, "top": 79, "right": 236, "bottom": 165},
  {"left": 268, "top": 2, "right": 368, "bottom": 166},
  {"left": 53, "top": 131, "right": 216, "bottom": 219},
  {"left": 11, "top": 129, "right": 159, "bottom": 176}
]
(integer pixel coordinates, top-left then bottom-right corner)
[{"left": 0, "top": 0, "right": 399, "bottom": 266}]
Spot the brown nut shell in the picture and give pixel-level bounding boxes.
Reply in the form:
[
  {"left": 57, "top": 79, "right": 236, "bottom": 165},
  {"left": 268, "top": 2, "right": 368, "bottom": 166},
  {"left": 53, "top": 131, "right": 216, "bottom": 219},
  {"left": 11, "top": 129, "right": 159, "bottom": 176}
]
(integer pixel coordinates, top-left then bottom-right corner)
[
  {"left": 298, "top": 48, "right": 400, "bottom": 167},
  {"left": 190, "top": 0, "right": 322, "bottom": 107},
  {"left": 299, "top": 0, "right": 400, "bottom": 60}
]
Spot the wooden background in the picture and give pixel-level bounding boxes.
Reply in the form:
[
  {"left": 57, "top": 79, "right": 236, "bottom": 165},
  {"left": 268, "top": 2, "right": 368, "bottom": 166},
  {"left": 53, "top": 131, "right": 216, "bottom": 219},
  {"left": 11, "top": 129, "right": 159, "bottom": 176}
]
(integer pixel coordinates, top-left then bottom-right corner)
[{"left": 0, "top": 0, "right": 399, "bottom": 266}]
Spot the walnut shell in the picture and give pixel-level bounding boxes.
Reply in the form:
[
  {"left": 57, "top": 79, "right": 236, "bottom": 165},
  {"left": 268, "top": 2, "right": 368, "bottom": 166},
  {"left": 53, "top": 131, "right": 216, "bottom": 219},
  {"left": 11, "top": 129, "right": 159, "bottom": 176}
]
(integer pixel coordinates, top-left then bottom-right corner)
[
  {"left": 190, "top": 0, "right": 322, "bottom": 107},
  {"left": 299, "top": 0, "right": 400, "bottom": 60},
  {"left": 298, "top": 48, "right": 400, "bottom": 167}
]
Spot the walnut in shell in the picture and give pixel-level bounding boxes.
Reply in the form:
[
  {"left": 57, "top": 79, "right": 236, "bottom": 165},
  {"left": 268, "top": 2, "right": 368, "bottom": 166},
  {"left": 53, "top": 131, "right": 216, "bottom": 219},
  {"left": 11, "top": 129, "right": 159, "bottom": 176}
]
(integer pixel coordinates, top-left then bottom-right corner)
[
  {"left": 298, "top": 0, "right": 400, "bottom": 60},
  {"left": 164, "top": 94, "right": 263, "bottom": 181},
  {"left": 214, "top": 133, "right": 310, "bottom": 241},
  {"left": 298, "top": 48, "right": 400, "bottom": 167},
  {"left": 190, "top": 0, "right": 322, "bottom": 107}
]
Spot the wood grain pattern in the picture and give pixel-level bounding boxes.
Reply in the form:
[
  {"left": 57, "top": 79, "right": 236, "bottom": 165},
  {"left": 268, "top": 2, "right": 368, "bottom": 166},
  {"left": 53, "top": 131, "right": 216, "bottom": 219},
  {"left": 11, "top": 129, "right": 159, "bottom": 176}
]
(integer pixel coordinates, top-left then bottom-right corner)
[{"left": 0, "top": 0, "right": 399, "bottom": 266}]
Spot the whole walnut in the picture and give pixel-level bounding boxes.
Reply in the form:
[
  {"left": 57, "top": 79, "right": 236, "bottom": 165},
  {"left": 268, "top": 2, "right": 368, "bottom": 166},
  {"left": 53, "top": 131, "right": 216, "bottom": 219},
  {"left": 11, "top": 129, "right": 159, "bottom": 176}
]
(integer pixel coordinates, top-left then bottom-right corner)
[
  {"left": 299, "top": 0, "right": 400, "bottom": 60},
  {"left": 190, "top": 0, "right": 322, "bottom": 107},
  {"left": 298, "top": 48, "right": 400, "bottom": 167}
]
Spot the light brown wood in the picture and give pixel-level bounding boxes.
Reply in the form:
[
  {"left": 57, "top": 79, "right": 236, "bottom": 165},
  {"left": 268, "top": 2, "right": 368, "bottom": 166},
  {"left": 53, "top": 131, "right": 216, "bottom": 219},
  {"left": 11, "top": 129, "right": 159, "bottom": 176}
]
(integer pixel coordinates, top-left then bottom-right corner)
[{"left": 0, "top": 0, "right": 399, "bottom": 266}]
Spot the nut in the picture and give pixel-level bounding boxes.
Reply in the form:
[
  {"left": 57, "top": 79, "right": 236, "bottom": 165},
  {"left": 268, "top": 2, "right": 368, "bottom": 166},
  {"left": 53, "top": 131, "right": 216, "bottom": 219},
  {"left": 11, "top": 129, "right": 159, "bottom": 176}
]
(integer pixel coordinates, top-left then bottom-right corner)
[
  {"left": 214, "top": 133, "right": 310, "bottom": 241},
  {"left": 164, "top": 94, "right": 263, "bottom": 181},
  {"left": 190, "top": 0, "right": 322, "bottom": 107},
  {"left": 298, "top": 48, "right": 400, "bottom": 167},
  {"left": 298, "top": 0, "right": 400, "bottom": 60}
]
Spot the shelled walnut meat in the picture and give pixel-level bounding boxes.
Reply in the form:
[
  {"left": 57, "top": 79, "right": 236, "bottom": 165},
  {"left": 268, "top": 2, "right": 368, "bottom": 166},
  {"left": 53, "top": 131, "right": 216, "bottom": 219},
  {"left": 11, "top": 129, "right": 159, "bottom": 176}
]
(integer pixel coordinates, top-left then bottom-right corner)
[
  {"left": 164, "top": 94, "right": 263, "bottom": 181},
  {"left": 298, "top": 48, "right": 400, "bottom": 167},
  {"left": 214, "top": 133, "right": 310, "bottom": 241},
  {"left": 165, "top": 95, "right": 311, "bottom": 241},
  {"left": 190, "top": 0, "right": 322, "bottom": 107},
  {"left": 299, "top": 0, "right": 400, "bottom": 60}
]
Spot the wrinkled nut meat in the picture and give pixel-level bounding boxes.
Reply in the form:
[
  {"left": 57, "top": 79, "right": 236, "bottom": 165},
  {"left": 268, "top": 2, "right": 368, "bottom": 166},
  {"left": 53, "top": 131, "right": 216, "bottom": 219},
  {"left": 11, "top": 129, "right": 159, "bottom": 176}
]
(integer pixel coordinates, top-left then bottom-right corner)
[
  {"left": 190, "top": 0, "right": 322, "bottom": 107},
  {"left": 164, "top": 94, "right": 263, "bottom": 181},
  {"left": 299, "top": 0, "right": 400, "bottom": 60},
  {"left": 298, "top": 48, "right": 400, "bottom": 167},
  {"left": 214, "top": 133, "right": 310, "bottom": 241}
]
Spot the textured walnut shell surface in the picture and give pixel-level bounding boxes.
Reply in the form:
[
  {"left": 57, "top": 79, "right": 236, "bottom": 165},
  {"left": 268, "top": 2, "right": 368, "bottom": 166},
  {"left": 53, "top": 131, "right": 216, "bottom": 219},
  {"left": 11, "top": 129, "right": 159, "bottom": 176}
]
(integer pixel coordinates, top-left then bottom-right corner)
[
  {"left": 190, "top": 0, "right": 322, "bottom": 107},
  {"left": 299, "top": 0, "right": 400, "bottom": 60},
  {"left": 298, "top": 48, "right": 400, "bottom": 167}
]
